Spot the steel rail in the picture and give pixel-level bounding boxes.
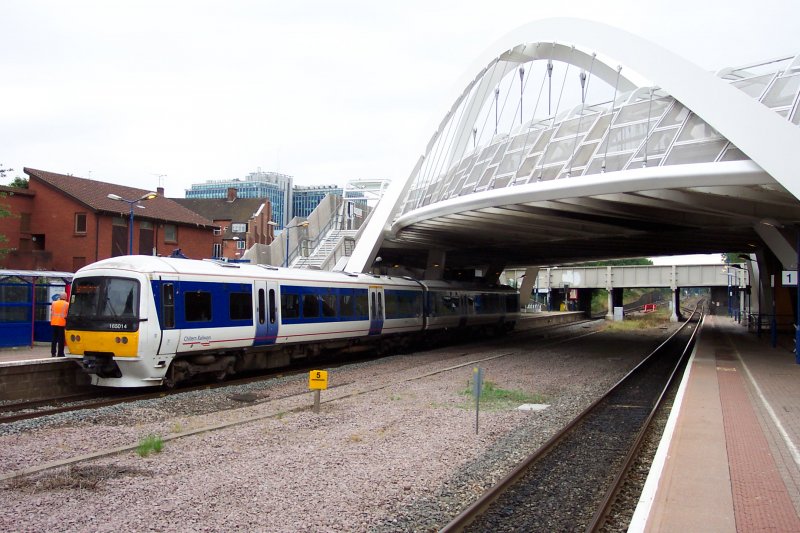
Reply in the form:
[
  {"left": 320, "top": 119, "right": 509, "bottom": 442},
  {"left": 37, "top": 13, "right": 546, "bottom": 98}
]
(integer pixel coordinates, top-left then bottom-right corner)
[{"left": 440, "top": 303, "right": 702, "bottom": 533}]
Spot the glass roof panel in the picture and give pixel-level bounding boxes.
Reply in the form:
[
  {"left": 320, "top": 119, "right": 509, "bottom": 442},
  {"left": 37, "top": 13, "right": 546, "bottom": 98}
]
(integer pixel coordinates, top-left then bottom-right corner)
[
  {"left": 658, "top": 101, "right": 690, "bottom": 127},
  {"left": 554, "top": 113, "right": 597, "bottom": 139},
  {"left": 676, "top": 114, "right": 722, "bottom": 142},
  {"left": 615, "top": 97, "right": 670, "bottom": 124},
  {"left": 635, "top": 128, "right": 678, "bottom": 158},
  {"left": 762, "top": 74, "right": 800, "bottom": 108},
  {"left": 586, "top": 152, "right": 633, "bottom": 175},
  {"left": 731, "top": 73, "right": 775, "bottom": 99},
  {"left": 664, "top": 140, "right": 727, "bottom": 165},
  {"left": 542, "top": 137, "right": 582, "bottom": 165},
  {"left": 586, "top": 113, "right": 613, "bottom": 141}
]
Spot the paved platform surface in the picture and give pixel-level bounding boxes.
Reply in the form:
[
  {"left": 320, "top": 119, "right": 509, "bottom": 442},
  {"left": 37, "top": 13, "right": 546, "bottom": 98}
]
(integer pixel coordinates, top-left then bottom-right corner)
[
  {"left": 633, "top": 315, "right": 800, "bottom": 532},
  {"left": 0, "top": 344, "right": 66, "bottom": 363}
]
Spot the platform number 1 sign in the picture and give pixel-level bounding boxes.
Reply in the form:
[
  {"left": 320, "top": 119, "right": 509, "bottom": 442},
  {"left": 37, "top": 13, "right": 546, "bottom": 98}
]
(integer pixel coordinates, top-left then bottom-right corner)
[{"left": 782, "top": 271, "right": 798, "bottom": 286}]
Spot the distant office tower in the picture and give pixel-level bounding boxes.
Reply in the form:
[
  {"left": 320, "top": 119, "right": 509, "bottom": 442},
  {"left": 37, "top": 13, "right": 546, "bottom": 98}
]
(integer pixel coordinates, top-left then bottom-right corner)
[
  {"left": 293, "top": 185, "right": 344, "bottom": 219},
  {"left": 185, "top": 170, "right": 293, "bottom": 228}
]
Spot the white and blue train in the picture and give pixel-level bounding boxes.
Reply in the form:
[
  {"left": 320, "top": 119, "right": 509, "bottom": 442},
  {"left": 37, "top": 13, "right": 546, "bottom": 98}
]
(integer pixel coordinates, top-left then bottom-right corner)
[{"left": 64, "top": 256, "right": 519, "bottom": 387}]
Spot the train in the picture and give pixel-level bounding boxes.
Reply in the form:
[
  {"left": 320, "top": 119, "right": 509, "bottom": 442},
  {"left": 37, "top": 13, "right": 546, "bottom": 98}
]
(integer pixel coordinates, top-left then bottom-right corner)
[{"left": 64, "top": 256, "right": 520, "bottom": 388}]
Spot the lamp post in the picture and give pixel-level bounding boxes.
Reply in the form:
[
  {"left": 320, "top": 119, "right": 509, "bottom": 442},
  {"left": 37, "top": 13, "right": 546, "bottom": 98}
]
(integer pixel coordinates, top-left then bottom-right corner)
[
  {"left": 269, "top": 220, "right": 309, "bottom": 267},
  {"left": 107, "top": 191, "right": 158, "bottom": 255}
]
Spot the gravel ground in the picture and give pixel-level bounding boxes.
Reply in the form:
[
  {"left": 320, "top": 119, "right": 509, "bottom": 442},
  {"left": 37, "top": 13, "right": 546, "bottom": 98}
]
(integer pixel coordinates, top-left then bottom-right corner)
[{"left": 0, "top": 322, "right": 676, "bottom": 532}]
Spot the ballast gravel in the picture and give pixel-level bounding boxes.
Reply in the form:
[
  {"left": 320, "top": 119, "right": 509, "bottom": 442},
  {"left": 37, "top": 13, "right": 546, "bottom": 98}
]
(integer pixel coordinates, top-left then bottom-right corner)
[{"left": 0, "top": 322, "right": 676, "bottom": 532}]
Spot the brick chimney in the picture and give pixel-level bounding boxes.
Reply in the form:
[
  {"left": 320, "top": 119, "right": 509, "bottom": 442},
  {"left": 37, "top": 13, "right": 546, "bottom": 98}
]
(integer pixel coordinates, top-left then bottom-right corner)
[
  {"left": 157, "top": 187, "right": 165, "bottom": 196},
  {"left": 226, "top": 187, "right": 237, "bottom": 202}
]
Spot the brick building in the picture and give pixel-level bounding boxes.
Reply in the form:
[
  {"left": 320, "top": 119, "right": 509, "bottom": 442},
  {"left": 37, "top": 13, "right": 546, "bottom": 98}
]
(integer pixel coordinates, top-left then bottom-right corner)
[
  {"left": 175, "top": 187, "right": 274, "bottom": 261},
  {"left": 0, "top": 168, "right": 217, "bottom": 272}
]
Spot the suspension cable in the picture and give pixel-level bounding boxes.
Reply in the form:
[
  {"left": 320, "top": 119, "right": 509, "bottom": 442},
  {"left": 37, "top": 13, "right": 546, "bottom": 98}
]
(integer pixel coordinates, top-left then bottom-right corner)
[
  {"left": 566, "top": 53, "right": 596, "bottom": 178},
  {"left": 601, "top": 65, "right": 623, "bottom": 173},
  {"left": 536, "top": 46, "right": 574, "bottom": 181},
  {"left": 642, "top": 87, "right": 654, "bottom": 167}
]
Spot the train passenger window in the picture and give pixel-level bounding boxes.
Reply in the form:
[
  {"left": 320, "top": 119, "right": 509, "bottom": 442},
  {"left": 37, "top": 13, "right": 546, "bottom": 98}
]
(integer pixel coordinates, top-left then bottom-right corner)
[
  {"left": 281, "top": 293, "right": 299, "bottom": 319},
  {"left": 322, "top": 294, "right": 337, "bottom": 317},
  {"left": 340, "top": 291, "right": 354, "bottom": 317},
  {"left": 185, "top": 291, "right": 212, "bottom": 322},
  {"left": 354, "top": 291, "right": 369, "bottom": 318},
  {"left": 229, "top": 293, "right": 253, "bottom": 321},
  {"left": 507, "top": 294, "right": 519, "bottom": 312},
  {"left": 258, "top": 289, "right": 265, "bottom": 325},
  {"left": 162, "top": 283, "right": 175, "bottom": 328},
  {"left": 269, "top": 289, "right": 276, "bottom": 324},
  {"left": 385, "top": 292, "right": 398, "bottom": 317},
  {"left": 303, "top": 294, "right": 319, "bottom": 318}
]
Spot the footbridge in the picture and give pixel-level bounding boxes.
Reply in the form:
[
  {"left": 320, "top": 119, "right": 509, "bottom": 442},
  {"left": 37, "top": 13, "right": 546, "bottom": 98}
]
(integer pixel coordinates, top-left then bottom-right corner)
[
  {"left": 514, "top": 263, "right": 748, "bottom": 321},
  {"left": 343, "top": 18, "right": 800, "bottom": 322}
]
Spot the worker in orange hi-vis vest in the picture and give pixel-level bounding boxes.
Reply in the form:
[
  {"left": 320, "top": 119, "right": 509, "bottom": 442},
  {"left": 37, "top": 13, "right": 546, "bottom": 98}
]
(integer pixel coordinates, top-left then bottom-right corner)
[{"left": 50, "top": 293, "right": 69, "bottom": 357}]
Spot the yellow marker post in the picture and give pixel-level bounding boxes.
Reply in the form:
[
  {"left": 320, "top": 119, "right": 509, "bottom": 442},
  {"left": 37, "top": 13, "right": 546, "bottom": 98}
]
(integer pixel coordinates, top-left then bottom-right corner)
[{"left": 309, "top": 370, "right": 328, "bottom": 413}]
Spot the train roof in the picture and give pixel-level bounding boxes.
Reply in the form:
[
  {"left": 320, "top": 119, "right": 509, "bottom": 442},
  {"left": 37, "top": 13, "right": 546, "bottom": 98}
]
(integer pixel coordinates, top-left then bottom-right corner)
[{"left": 74, "top": 256, "right": 422, "bottom": 287}]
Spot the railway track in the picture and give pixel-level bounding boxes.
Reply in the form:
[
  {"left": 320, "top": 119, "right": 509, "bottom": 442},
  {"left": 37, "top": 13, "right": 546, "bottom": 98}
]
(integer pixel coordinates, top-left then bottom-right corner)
[
  {"left": 0, "top": 318, "right": 596, "bottom": 426},
  {"left": 441, "top": 305, "right": 703, "bottom": 532},
  {"left": 0, "top": 319, "right": 613, "bottom": 483}
]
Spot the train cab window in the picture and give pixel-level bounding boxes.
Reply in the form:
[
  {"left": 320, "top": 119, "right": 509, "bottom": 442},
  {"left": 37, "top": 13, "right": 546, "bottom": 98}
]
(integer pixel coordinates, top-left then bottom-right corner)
[
  {"left": 303, "top": 294, "right": 319, "bottom": 318},
  {"left": 269, "top": 289, "right": 276, "bottom": 324},
  {"left": 229, "top": 293, "right": 253, "bottom": 321},
  {"left": 322, "top": 294, "right": 337, "bottom": 317},
  {"left": 185, "top": 291, "right": 212, "bottom": 322},
  {"left": 258, "top": 289, "right": 265, "bottom": 325},
  {"left": 281, "top": 293, "right": 299, "bottom": 319}
]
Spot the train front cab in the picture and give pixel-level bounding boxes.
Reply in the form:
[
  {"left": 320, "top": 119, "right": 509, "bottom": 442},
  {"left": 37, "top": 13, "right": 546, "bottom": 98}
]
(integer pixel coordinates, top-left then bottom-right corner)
[{"left": 66, "top": 270, "right": 169, "bottom": 387}]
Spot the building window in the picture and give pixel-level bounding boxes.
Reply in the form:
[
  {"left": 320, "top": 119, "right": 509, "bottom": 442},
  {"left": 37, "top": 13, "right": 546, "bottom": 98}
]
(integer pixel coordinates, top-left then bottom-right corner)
[
  {"left": 112, "top": 217, "right": 127, "bottom": 227},
  {"left": 74, "top": 213, "right": 87, "bottom": 234},
  {"left": 72, "top": 257, "right": 87, "bottom": 271},
  {"left": 213, "top": 227, "right": 222, "bottom": 236},
  {"left": 236, "top": 240, "right": 245, "bottom": 250},
  {"left": 164, "top": 224, "right": 177, "bottom": 243},
  {"left": 213, "top": 243, "right": 222, "bottom": 258},
  {"left": 20, "top": 213, "right": 31, "bottom": 233},
  {"left": 232, "top": 223, "right": 247, "bottom": 233}
]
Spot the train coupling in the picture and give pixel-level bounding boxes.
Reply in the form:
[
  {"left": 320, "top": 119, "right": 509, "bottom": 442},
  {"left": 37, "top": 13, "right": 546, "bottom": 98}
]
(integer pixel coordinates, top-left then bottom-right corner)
[{"left": 80, "top": 353, "right": 123, "bottom": 379}]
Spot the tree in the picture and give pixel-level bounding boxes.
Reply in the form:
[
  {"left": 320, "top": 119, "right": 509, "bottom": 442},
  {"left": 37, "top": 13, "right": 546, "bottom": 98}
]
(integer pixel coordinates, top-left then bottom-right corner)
[
  {"left": 0, "top": 164, "right": 15, "bottom": 257},
  {"left": 8, "top": 176, "right": 28, "bottom": 188},
  {"left": 575, "top": 258, "right": 654, "bottom": 267},
  {"left": 722, "top": 252, "right": 747, "bottom": 264}
]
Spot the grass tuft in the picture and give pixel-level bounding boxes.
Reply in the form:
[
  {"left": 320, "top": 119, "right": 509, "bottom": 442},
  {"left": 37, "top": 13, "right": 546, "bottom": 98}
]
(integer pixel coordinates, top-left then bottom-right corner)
[
  {"left": 462, "top": 380, "right": 546, "bottom": 410},
  {"left": 136, "top": 434, "right": 164, "bottom": 457}
]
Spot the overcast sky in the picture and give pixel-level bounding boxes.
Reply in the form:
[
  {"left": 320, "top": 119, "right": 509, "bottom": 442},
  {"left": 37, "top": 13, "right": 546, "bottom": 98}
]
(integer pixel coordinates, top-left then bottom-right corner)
[{"left": 1, "top": 0, "right": 796, "bottom": 263}]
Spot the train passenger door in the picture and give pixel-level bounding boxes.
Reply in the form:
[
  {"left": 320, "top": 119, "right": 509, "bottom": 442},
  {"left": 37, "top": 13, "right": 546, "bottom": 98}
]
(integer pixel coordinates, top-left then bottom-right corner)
[
  {"left": 157, "top": 276, "right": 181, "bottom": 355},
  {"left": 254, "top": 280, "right": 279, "bottom": 346},
  {"left": 368, "top": 285, "right": 384, "bottom": 335}
]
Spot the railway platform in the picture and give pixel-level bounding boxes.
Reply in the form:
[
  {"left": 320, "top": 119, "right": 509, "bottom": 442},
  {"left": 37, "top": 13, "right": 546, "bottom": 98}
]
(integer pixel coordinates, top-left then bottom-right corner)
[
  {"left": 633, "top": 315, "right": 800, "bottom": 532},
  {"left": 0, "top": 343, "right": 57, "bottom": 363}
]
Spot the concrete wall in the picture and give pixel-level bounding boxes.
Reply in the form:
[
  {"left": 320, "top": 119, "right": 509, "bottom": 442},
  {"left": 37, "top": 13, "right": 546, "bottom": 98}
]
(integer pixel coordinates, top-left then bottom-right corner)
[{"left": 0, "top": 360, "right": 92, "bottom": 401}]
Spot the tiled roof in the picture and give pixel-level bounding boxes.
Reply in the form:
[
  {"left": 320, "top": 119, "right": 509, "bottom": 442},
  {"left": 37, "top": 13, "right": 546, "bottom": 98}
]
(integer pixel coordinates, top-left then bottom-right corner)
[
  {"left": 0, "top": 185, "right": 35, "bottom": 197},
  {"left": 25, "top": 168, "right": 215, "bottom": 228},
  {"left": 173, "top": 198, "right": 266, "bottom": 223}
]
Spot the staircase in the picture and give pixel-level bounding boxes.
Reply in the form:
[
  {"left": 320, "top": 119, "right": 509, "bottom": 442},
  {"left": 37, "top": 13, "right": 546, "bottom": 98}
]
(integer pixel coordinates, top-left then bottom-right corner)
[{"left": 292, "top": 229, "right": 358, "bottom": 269}]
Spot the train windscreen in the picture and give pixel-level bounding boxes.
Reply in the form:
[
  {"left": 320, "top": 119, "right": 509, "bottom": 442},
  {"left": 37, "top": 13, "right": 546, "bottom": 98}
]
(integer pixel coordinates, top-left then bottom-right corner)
[{"left": 67, "top": 277, "right": 141, "bottom": 332}]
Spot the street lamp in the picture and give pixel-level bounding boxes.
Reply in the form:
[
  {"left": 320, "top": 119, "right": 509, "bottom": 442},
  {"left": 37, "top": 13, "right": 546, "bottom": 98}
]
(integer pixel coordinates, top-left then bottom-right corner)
[
  {"left": 269, "top": 220, "right": 309, "bottom": 267},
  {"left": 107, "top": 191, "right": 158, "bottom": 255}
]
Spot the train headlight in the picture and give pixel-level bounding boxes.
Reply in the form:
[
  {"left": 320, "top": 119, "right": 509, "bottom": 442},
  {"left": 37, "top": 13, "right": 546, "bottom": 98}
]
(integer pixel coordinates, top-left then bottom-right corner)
[{"left": 122, "top": 337, "right": 128, "bottom": 344}]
